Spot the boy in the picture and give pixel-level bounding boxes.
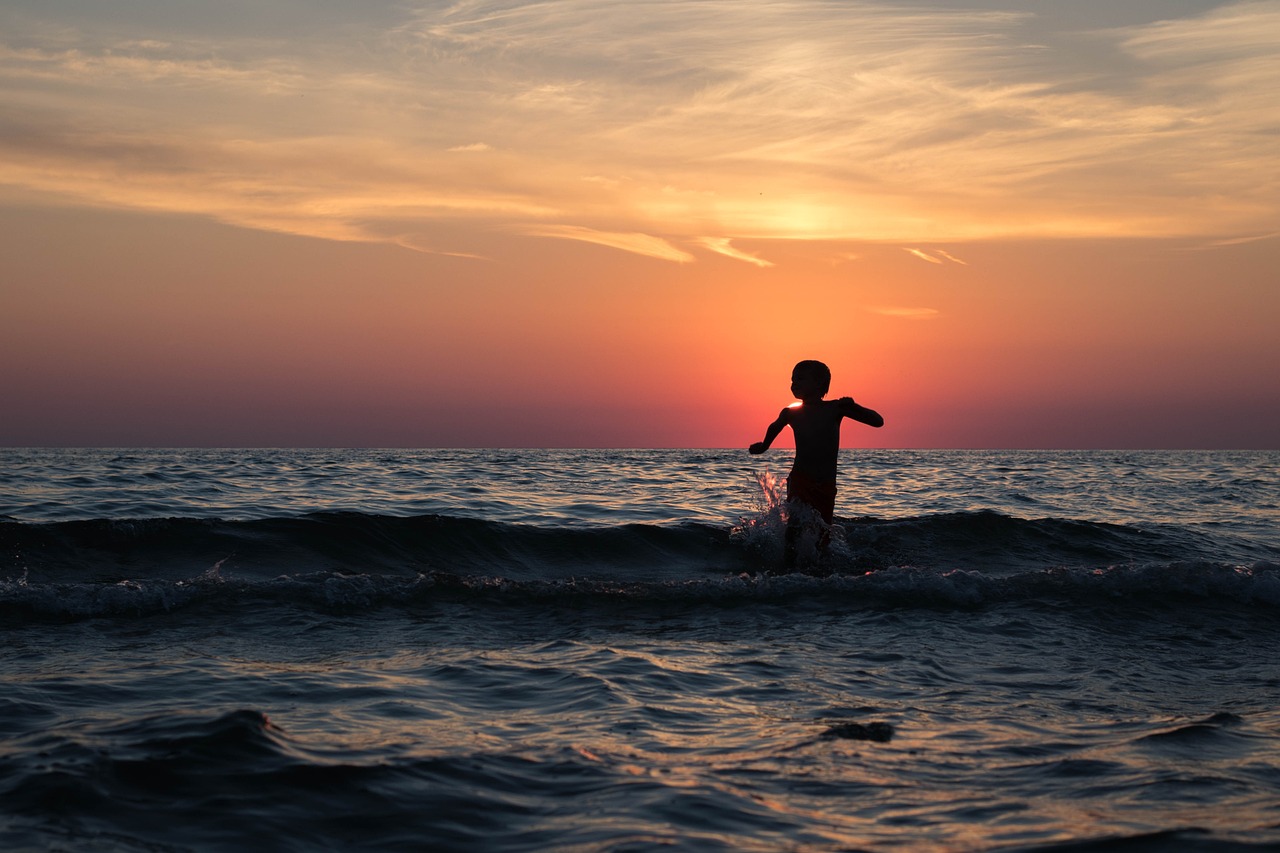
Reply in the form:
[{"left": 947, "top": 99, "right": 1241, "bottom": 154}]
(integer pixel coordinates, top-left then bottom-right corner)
[{"left": 749, "top": 360, "right": 884, "bottom": 570}]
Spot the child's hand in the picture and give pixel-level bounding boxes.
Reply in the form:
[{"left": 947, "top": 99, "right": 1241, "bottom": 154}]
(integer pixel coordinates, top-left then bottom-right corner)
[{"left": 749, "top": 442, "right": 768, "bottom": 454}]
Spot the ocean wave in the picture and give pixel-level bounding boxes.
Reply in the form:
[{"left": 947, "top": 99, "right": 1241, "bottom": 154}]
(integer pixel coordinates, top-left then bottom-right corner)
[
  {"left": 6, "top": 508, "right": 1269, "bottom": 583},
  {"left": 4, "top": 510, "right": 1277, "bottom": 621},
  {"left": 5, "top": 705, "right": 1278, "bottom": 853},
  {"left": 0, "top": 706, "right": 891, "bottom": 852},
  {"left": 0, "top": 708, "right": 577, "bottom": 851},
  {"left": 1, "top": 512, "right": 738, "bottom": 582},
  {"left": 2, "top": 559, "right": 1276, "bottom": 622}
]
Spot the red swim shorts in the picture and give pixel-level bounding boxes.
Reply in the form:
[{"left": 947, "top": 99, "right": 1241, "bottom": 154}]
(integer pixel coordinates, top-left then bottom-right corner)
[{"left": 786, "top": 471, "right": 837, "bottom": 525}]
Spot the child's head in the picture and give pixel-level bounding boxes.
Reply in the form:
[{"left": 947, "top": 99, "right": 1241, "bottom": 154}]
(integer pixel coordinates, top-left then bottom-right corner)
[{"left": 791, "top": 360, "right": 831, "bottom": 399}]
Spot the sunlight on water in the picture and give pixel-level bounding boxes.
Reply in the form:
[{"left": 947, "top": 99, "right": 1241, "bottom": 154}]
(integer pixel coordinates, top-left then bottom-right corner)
[{"left": 2, "top": 449, "right": 1279, "bottom": 851}]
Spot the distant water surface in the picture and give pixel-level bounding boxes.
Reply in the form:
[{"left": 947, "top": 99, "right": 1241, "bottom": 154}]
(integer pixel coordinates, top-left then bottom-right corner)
[{"left": 2, "top": 448, "right": 1278, "bottom": 851}]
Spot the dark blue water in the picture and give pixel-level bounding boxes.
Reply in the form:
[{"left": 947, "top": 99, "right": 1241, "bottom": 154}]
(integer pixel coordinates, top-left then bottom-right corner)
[{"left": 2, "top": 449, "right": 1278, "bottom": 850}]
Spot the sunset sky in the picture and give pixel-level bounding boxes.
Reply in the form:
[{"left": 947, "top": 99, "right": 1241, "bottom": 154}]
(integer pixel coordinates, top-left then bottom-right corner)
[{"left": 2, "top": 0, "right": 1277, "bottom": 448}]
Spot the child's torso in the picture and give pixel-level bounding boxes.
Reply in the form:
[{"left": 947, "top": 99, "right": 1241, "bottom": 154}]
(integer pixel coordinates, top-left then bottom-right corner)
[{"left": 788, "top": 401, "right": 843, "bottom": 482}]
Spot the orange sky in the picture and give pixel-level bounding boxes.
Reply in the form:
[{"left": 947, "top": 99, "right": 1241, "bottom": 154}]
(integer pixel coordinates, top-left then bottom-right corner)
[{"left": 1, "top": 1, "right": 1277, "bottom": 447}]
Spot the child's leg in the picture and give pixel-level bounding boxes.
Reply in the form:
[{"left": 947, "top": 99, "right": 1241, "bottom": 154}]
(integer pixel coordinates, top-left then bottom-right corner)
[
  {"left": 784, "top": 516, "right": 802, "bottom": 568},
  {"left": 784, "top": 499, "right": 828, "bottom": 570},
  {"left": 784, "top": 473, "right": 837, "bottom": 570}
]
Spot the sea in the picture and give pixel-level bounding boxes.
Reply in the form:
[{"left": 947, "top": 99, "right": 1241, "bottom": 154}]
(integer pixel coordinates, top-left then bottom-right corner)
[{"left": 1, "top": 447, "right": 1278, "bottom": 852}]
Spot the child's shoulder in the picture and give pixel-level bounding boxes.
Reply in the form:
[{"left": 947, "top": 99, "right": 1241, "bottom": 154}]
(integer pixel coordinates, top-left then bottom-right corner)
[
  {"left": 820, "top": 398, "right": 856, "bottom": 422},
  {"left": 794, "top": 400, "right": 844, "bottom": 422}
]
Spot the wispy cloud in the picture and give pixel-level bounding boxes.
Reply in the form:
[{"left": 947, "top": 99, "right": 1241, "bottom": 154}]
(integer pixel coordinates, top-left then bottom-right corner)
[
  {"left": 0, "top": 114, "right": 558, "bottom": 244},
  {"left": 1, "top": 1, "right": 1278, "bottom": 252},
  {"left": 1187, "top": 230, "right": 1280, "bottom": 250},
  {"left": 523, "top": 225, "right": 694, "bottom": 262},
  {"left": 391, "top": 234, "right": 493, "bottom": 260},
  {"left": 696, "top": 238, "right": 773, "bottom": 267},
  {"left": 905, "top": 246, "right": 969, "bottom": 265},
  {"left": 905, "top": 248, "right": 944, "bottom": 265},
  {"left": 1209, "top": 231, "right": 1280, "bottom": 246},
  {"left": 869, "top": 307, "right": 941, "bottom": 320}
]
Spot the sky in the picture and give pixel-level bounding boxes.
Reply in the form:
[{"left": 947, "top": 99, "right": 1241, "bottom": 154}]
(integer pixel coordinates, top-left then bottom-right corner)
[{"left": 1, "top": 0, "right": 1277, "bottom": 448}]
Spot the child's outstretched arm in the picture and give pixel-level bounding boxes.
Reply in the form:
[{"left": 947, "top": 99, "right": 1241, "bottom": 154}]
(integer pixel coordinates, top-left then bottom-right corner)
[
  {"left": 838, "top": 397, "right": 884, "bottom": 428},
  {"left": 749, "top": 409, "right": 791, "bottom": 454}
]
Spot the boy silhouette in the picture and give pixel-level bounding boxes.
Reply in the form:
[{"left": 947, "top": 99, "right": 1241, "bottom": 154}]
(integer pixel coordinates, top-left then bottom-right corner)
[{"left": 749, "top": 360, "right": 884, "bottom": 571}]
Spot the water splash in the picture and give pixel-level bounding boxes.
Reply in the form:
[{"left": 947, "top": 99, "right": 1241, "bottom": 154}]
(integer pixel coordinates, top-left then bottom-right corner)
[
  {"left": 730, "top": 467, "right": 789, "bottom": 565},
  {"left": 731, "top": 468, "right": 858, "bottom": 573}
]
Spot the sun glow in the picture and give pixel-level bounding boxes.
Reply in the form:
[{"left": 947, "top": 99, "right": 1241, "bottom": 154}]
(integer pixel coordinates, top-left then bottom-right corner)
[{"left": 0, "top": 2, "right": 1277, "bottom": 448}]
